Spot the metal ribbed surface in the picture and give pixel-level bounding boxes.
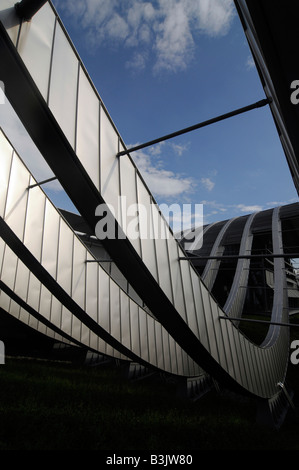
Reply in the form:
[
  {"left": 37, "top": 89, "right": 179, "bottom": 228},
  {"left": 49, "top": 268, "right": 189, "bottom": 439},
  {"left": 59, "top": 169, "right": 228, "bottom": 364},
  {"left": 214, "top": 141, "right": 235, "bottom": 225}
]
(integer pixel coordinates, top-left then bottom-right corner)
[{"left": 0, "top": 1, "right": 294, "bottom": 399}]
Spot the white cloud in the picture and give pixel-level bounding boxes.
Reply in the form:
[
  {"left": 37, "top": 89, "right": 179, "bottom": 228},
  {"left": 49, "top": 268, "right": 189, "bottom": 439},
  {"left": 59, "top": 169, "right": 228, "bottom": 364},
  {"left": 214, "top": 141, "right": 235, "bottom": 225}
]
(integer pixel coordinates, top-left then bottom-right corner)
[
  {"left": 132, "top": 146, "right": 195, "bottom": 198},
  {"left": 170, "top": 142, "right": 190, "bottom": 156},
  {"left": 235, "top": 204, "right": 263, "bottom": 213},
  {"left": 246, "top": 54, "right": 255, "bottom": 70},
  {"left": 126, "top": 51, "right": 148, "bottom": 72},
  {"left": 54, "top": 0, "right": 235, "bottom": 74},
  {"left": 201, "top": 177, "right": 215, "bottom": 191}
]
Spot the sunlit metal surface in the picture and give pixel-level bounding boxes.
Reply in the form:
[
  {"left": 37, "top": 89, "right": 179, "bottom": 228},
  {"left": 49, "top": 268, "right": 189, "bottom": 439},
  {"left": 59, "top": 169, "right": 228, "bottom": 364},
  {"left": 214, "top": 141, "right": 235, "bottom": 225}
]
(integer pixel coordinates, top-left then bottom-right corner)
[{"left": 0, "top": 128, "right": 203, "bottom": 377}]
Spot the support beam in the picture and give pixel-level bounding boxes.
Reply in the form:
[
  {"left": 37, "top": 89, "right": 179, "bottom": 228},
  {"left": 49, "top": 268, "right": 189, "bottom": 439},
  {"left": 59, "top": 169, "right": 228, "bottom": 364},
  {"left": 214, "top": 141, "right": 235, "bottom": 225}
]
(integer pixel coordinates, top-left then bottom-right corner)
[
  {"left": 15, "top": 0, "right": 48, "bottom": 21},
  {"left": 27, "top": 175, "right": 57, "bottom": 189},
  {"left": 179, "top": 253, "right": 299, "bottom": 261},
  {"left": 117, "top": 98, "right": 271, "bottom": 157},
  {"left": 219, "top": 316, "right": 299, "bottom": 328}
]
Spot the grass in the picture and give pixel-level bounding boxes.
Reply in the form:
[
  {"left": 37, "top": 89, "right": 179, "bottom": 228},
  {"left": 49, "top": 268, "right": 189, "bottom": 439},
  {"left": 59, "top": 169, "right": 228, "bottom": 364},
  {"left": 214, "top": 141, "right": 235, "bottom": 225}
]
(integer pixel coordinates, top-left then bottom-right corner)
[{"left": 0, "top": 348, "right": 299, "bottom": 451}]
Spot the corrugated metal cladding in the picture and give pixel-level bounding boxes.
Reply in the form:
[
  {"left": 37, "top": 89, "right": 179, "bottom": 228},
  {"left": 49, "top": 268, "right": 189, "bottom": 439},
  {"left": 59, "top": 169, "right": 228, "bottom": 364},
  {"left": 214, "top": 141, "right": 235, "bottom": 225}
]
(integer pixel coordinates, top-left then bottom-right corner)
[
  {"left": 0, "top": 0, "right": 296, "bottom": 400},
  {"left": 0, "top": 129, "right": 203, "bottom": 378}
]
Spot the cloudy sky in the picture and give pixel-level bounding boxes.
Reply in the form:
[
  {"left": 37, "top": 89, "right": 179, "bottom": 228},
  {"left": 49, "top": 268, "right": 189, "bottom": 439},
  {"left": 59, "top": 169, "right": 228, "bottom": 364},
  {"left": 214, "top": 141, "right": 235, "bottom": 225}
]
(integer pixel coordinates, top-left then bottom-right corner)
[{"left": 1, "top": 0, "right": 298, "bottom": 232}]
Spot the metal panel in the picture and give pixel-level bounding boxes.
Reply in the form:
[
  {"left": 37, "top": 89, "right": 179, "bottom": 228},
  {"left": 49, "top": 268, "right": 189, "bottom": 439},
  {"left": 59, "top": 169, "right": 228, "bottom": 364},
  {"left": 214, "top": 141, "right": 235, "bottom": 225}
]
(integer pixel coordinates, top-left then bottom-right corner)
[
  {"left": 48, "top": 21, "right": 78, "bottom": 147},
  {"left": 154, "top": 322, "right": 164, "bottom": 370},
  {"left": 100, "top": 107, "right": 121, "bottom": 224},
  {"left": 119, "top": 151, "right": 141, "bottom": 255},
  {"left": 147, "top": 314, "right": 157, "bottom": 367},
  {"left": 41, "top": 199, "right": 60, "bottom": 277},
  {"left": 60, "top": 304, "right": 73, "bottom": 340},
  {"left": 110, "top": 280, "right": 121, "bottom": 342},
  {"left": 151, "top": 203, "right": 173, "bottom": 301},
  {"left": 23, "top": 177, "right": 46, "bottom": 259},
  {"left": 161, "top": 327, "right": 172, "bottom": 373},
  {"left": 17, "top": 3, "right": 56, "bottom": 100},
  {"left": 72, "top": 236, "right": 86, "bottom": 310},
  {"left": 129, "top": 300, "right": 140, "bottom": 357},
  {"left": 4, "top": 153, "right": 29, "bottom": 238},
  {"left": 136, "top": 174, "right": 158, "bottom": 280},
  {"left": 85, "top": 253, "right": 99, "bottom": 322},
  {"left": 76, "top": 66, "right": 100, "bottom": 190},
  {"left": 120, "top": 289, "right": 131, "bottom": 350},
  {"left": 166, "top": 232, "right": 186, "bottom": 321},
  {"left": 199, "top": 282, "right": 217, "bottom": 359},
  {"left": 179, "top": 258, "right": 198, "bottom": 335},
  {"left": 57, "top": 218, "right": 74, "bottom": 295},
  {"left": 139, "top": 307, "right": 149, "bottom": 362},
  {"left": 26, "top": 271, "right": 41, "bottom": 312},
  {"left": 0, "top": 131, "right": 13, "bottom": 218},
  {"left": 39, "top": 283, "right": 52, "bottom": 322},
  {"left": 98, "top": 266, "right": 110, "bottom": 334},
  {"left": 1, "top": 245, "right": 18, "bottom": 293},
  {"left": 188, "top": 266, "right": 209, "bottom": 351}
]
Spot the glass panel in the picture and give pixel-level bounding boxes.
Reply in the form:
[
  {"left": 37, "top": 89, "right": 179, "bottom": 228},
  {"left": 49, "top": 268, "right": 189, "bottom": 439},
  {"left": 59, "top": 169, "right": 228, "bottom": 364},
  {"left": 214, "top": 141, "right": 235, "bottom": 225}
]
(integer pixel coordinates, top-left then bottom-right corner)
[
  {"left": 138, "top": 307, "right": 149, "bottom": 362},
  {"left": 118, "top": 150, "right": 140, "bottom": 255},
  {"left": 151, "top": 203, "right": 173, "bottom": 301},
  {"left": 130, "top": 301, "right": 140, "bottom": 357},
  {"left": 23, "top": 177, "right": 46, "bottom": 260},
  {"left": 26, "top": 272, "right": 41, "bottom": 313},
  {"left": 161, "top": 327, "right": 171, "bottom": 373},
  {"left": 120, "top": 290, "right": 131, "bottom": 350},
  {"left": 147, "top": 314, "right": 157, "bottom": 366},
  {"left": 61, "top": 304, "right": 73, "bottom": 339},
  {"left": 190, "top": 269, "right": 209, "bottom": 351},
  {"left": 71, "top": 237, "right": 86, "bottom": 310},
  {"left": 4, "top": 153, "right": 29, "bottom": 239},
  {"left": 167, "top": 237, "right": 186, "bottom": 322},
  {"left": 41, "top": 200, "right": 60, "bottom": 277},
  {"left": 154, "top": 321, "right": 164, "bottom": 370},
  {"left": 199, "top": 281, "right": 218, "bottom": 360},
  {"left": 49, "top": 292, "right": 62, "bottom": 329},
  {"left": 39, "top": 284, "right": 52, "bottom": 322},
  {"left": 110, "top": 280, "right": 121, "bottom": 342},
  {"left": 57, "top": 218, "right": 74, "bottom": 295},
  {"left": 0, "top": 130, "right": 13, "bottom": 218},
  {"left": 100, "top": 108, "right": 121, "bottom": 224},
  {"left": 76, "top": 67, "right": 100, "bottom": 190},
  {"left": 98, "top": 267, "right": 110, "bottom": 334},
  {"left": 136, "top": 174, "right": 158, "bottom": 280},
  {"left": 168, "top": 335, "right": 178, "bottom": 375},
  {"left": 85, "top": 253, "right": 98, "bottom": 322},
  {"left": 1, "top": 245, "right": 18, "bottom": 290},
  {"left": 48, "top": 22, "right": 78, "bottom": 147},
  {"left": 0, "top": 291, "right": 12, "bottom": 315},
  {"left": 17, "top": 3, "right": 56, "bottom": 100},
  {"left": 18, "top": 306, "right": 30, "bottom": 325}
]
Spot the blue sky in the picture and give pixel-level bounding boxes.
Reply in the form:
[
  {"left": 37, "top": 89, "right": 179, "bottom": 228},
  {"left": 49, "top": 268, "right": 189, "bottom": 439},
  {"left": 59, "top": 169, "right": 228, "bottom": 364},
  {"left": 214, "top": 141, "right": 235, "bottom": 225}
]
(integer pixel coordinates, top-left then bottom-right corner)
[{"left": 1, "top": 0, "right": 298, "bottom": 232}]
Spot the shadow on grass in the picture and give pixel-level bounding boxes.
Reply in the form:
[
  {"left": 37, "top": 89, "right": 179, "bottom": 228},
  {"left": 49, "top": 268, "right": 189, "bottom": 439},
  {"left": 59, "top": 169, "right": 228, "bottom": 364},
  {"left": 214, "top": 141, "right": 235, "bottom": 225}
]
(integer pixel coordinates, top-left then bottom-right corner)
[{"left": 0, "top": 350, "right": 298, "bottom": 451}]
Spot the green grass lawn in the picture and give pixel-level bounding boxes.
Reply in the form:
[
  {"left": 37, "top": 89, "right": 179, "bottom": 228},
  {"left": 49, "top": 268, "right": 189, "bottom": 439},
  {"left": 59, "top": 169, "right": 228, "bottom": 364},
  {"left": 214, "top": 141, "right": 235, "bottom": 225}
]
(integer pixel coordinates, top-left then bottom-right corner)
[{"left": 0, "top": 349, "right": 299, "bottom": 451}]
